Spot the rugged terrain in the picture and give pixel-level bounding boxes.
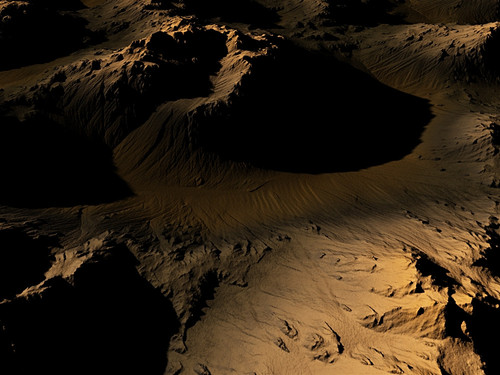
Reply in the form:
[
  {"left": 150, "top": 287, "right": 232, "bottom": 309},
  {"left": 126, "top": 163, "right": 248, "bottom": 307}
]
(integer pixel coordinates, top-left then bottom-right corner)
[{"left": 1, "top": 0, "right": 500, "bottom": 374}]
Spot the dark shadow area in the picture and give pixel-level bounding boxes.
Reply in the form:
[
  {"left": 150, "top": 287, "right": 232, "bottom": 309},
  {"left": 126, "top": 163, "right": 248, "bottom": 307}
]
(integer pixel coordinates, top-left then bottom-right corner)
[
  {"left": 488, "top": 122, "right": 500, "bottom": 152},
  {"left": 0, "top": 0, "right": 102, "bottom": 71},
  {"left": 29, "top": 0, "right": 85, "bottom": 10},
  {"left": 199, "top": 44, "right": 433, "bottom": 173},
  {"left": 467, "top": 219, "right": 500, "bottom": 374},
  {"left": 411, "top": 248, "right": 457, "bottom": 290},
  {"left": 183, "top": 0, "right": 280, "bottom": 27},
  {"left": 467, "top": 296, "right": 500, "bottom": 375},
  {"left": 0, "top": 245, "right": 179, "bottom": 375},
  {"left": 325, "top": 0, "right": 405, "bottom": 26},
  {"left": 477, "top": 29, "right": 500, "bottom": 78},
  {"left": 473, "top": 218, "right": 500, "bottom": 276},
  {"left": 0, "top": 115, "right": 133, "bottom": 208},
  {"left": 0, "top": 227, "right": 56, "bottom": 300},
  {"left": 186, "top": 270, "right": 219, "bottom": 329}
]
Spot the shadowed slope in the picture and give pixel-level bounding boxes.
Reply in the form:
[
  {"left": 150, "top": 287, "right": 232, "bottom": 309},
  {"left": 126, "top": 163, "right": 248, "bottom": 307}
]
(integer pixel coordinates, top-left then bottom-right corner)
[
  {"left": 0, "top": 244, "right": 179, "bottom": 375},
  {"left": 185, "top": 0, "right": 280, "bottom": 26},
  {"left": 0, "top": 116, "right": 132, "bottom": 207},
  {"left": 0, "top": 227, "right": 56, "bottom": 300},
  {"left": 0, "top": 0, "right": 101, "bottom": 70},
  {"left": 200, "top": 45, "right": 433, "bottom": 173}
]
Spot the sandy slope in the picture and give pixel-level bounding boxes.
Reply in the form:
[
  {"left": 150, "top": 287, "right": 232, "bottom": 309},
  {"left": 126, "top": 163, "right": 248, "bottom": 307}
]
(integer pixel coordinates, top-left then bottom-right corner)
[{"left": 1, "top": 0, "right": 500, "bottom": 374}]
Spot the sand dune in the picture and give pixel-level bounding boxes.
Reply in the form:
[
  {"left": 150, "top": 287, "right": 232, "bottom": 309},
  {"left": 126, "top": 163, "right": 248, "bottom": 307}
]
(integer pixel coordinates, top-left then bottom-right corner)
[{"left": 1, "top": 0, "right": 500, "bottom": 374}]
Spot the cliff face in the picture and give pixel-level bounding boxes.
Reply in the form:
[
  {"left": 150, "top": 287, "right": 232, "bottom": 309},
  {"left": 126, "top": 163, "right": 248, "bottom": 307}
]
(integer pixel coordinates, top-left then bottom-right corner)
[{"left": 1, "top": 1, "right": 500, "bottom": 374}]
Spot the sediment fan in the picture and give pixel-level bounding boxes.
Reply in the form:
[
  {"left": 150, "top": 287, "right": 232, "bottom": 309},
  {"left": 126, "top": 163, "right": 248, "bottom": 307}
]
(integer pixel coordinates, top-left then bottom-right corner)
[{"left": 1, "top": 0, "right": 500, "bottom": 374}]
